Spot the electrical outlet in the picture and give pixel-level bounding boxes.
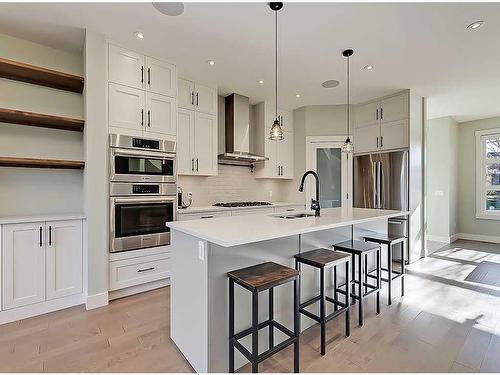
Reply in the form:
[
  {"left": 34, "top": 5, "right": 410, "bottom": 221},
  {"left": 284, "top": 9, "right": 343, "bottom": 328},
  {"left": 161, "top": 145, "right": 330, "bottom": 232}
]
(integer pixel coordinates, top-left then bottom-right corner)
[{"left": 269, "top": 190, "right": 273, "bottom": 198}]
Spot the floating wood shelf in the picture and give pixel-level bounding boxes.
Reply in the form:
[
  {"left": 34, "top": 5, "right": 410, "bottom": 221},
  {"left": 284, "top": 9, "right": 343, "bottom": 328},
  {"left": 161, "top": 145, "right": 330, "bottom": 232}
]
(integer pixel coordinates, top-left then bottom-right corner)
[
  {"left": 0, "top": 157, "right": 85, "bottom": 170},
  {"left": 0, "top": 108, "right": 84, "bottom": 132},
  {"left": 0, "top": 57, "right": 84, "bottom": 93}
]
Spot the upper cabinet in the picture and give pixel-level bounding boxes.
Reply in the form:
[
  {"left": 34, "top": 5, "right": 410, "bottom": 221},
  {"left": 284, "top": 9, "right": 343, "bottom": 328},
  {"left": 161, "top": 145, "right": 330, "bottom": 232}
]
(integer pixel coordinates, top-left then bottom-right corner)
[
  {"left": 353, "top": 91, "right": 409, "bottom": 154},
  {"left": 178, "top": 78, "right": 217, "bottom": 115},
  {"left": 107, "top": 43, "right": 177, "bottom": 138},
  {"left": 254, "top": 102, "right": 294, "bottom": 179}
]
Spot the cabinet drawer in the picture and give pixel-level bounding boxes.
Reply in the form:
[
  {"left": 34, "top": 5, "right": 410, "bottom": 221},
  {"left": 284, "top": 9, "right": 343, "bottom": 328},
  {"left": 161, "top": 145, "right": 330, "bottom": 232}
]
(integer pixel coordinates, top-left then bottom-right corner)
[
  {"left": 273, "top": 205, "right": 305, "bottom": 213},
  {"left": 177, "top": 211, "right": 230, "bottom": 221},
  {"left": 109, "top": 253, "right": 170, "bottom": 291},
  {"left": 231, "top": 207, "right": 274, "bottom": 216}
]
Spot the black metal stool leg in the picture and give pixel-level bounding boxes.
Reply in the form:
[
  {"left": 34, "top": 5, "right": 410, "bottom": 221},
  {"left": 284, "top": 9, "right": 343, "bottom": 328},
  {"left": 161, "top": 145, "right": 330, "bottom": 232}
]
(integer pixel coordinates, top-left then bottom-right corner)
[
  {"left": 401, "top": 242, "right": 406, "bottom": 296},
  {"left": 252, "top": 289, "right": 259, "bottom": 373},
  {"left": 376, "top": 248, "right": 381, "bottom": 315},
  {"left": 351, "top": 254, "right": 356, "bottom": 305},
  {"left": 358, "top": 253, "right": 364, "bottom": 327},
  {"left": 364, "top": 254, "right": 368, "bottom": 295},
  {"left": 294, "top": 278, "right": 300, "bottom": 373},
  {"left": 269, "top": 288, "right": 274, "bottom": 349},
  {"left": 345, "top": 260, "right": 350, "bottom": 337},
  {"left": 388, "top": 244, "right": 393, "bottom": 305},
  {"left": 320, "top": 267, "right": 326, "bottom": 355},
  {"left": 229, "top": 279, "right": 235, "bottom": 373},
  {"left": 333, "top": 266, "right": 338, "bottom": 312}
]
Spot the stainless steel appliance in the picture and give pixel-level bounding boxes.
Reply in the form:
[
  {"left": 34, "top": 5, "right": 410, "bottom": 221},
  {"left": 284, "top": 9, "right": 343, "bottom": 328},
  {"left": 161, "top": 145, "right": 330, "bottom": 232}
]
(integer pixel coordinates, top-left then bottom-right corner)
[
  {"left": 354, "top": 150, "right": 409, "bottom": 262},
  {"left": 110, "top": 182, "right": 176, "bottom": 253},
  {"left": 109, "top": 134, "right": 176, "bottom": 183}
]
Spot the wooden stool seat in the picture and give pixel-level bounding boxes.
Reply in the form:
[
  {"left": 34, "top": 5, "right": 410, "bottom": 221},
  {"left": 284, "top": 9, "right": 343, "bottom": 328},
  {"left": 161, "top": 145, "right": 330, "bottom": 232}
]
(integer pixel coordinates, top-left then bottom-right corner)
[
  {"left": 294, "top": 248, "right": 350, "bottom": 268},
  {"left": 227, "top": 262, "right": 299, "bottom": 292},
  {"left": 363, "top": 233, "right": 405, "bottom": 245},
  {"left": 334, "top": 240, "right": 380, "bottom": 254}
]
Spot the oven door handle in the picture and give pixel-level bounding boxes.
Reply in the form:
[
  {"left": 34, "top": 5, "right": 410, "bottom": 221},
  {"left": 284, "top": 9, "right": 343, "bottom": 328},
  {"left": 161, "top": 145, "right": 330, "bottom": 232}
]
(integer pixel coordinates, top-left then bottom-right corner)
[
  {"left": 112, "top": 148, "right": 175, "bottom": 159},
  {"left": 113, "top": 197, "right": 176, "bottom": 204}
]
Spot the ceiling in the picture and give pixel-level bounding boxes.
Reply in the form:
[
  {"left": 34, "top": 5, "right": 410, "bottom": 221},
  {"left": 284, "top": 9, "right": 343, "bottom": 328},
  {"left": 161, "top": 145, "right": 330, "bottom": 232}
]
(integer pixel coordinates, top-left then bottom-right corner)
[{"left": 0, "top": 2, "right": 499, "bottom": 122}]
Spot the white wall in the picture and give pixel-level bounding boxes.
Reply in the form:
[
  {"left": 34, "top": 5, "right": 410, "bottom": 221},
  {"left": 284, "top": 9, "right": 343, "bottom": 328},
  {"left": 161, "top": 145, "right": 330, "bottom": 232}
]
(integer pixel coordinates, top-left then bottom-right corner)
[{"left": 0, "top": 33, "right": 84, "bottom": 216}]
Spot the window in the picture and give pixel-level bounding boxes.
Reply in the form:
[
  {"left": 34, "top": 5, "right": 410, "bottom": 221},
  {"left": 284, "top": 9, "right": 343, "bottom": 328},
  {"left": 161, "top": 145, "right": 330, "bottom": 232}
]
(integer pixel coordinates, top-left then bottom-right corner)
[{"left": 476, "top": 128, "right": 500, "bottom": 220}]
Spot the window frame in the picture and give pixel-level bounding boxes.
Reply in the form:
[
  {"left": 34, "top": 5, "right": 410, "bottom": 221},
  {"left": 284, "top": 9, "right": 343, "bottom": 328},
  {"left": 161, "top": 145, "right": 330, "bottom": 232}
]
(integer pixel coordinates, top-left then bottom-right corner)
[{"left": 475, "top": 127, "right": 500, "bottom": 220}]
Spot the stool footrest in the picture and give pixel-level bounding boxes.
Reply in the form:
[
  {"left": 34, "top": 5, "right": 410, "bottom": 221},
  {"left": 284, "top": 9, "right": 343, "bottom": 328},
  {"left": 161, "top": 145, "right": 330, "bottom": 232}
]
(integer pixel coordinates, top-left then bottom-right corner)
[{"left": 233, "top": 319, "right": 272, "bottom": 341}]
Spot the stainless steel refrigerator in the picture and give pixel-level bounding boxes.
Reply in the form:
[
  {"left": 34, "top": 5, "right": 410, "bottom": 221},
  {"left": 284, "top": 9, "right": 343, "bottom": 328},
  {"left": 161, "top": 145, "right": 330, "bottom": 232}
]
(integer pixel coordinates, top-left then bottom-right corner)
[{"left": 354, "top": 150, "right": 410, "bottom": 262}]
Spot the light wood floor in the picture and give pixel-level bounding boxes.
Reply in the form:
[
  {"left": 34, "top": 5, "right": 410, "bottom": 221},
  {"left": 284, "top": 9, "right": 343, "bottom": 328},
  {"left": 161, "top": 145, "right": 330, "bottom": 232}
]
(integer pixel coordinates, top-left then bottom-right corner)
[{"left": 1, "top": 239, "right": 500, "bottom": 373}]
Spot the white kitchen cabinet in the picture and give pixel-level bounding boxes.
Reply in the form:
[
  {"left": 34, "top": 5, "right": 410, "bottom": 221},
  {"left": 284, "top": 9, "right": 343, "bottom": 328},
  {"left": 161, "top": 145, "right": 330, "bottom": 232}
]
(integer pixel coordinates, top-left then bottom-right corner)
[
  {"left": 231, "top": 207, "right": 274, "bottom": 216},
  {"left": 178, "top": 78, "right": 217, "bottom": 115},
  {"left": 46, "top": 220, "right": 83, "bottom": 301},
  {"left": 145, "top": 56, "right": 177, "bottom": 97},
  {"left": 177, "top": 108, "right": 195, "bottom": 174},
  {"left": 108, "top": 44, "right": 145, "bottom": 90},
  {"left": 146, "top": 92, "right": 176, "bottom": 136},
  {"left": 353, "top": 91, "right": 409, "bottom": 154},
  {"left": 108, "top": 83, "right": 145, "bottom": 132},
  {"left": 2, "top": 222, "right": 45, "bottom": 310},
  {"left": 177, "top": 211, "right": 231, "bottom": 221},
  {"left": 273, "top": 205, "right": 306, "bottom": 213},
  {"left": 277, "top": 133, "right": 294, "bottom": 178}
]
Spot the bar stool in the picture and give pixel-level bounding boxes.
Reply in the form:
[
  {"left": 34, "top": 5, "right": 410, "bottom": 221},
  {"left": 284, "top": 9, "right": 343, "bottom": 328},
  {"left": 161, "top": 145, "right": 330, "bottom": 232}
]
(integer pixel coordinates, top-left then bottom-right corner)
[
  {"left": 363, "top": 233, "right": 406, "bottom": 305},
  {"left": 227, "top": 262, "right": 300, "bottom": 373},
  {"left": 332, "top": 240, "right": 381, "bottom": 327},
  {"left": 293, "top": 248, "right": 351, "bottom": 356}
]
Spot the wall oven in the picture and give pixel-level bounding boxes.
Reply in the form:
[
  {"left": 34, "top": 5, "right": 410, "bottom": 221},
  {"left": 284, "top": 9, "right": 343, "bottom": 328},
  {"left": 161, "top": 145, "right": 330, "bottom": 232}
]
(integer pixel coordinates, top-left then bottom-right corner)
[{"left": 109, "top": 134, "right": 176, "bottom": 183}]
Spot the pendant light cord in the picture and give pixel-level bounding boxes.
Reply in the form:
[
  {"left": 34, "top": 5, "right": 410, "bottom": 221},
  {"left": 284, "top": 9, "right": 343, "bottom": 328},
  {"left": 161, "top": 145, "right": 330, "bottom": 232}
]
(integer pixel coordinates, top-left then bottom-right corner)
[
  {"left": 275, "top": 9, "right": 278, "bottom": 122},
  {"left": 346, "top": 54, "right": 350, "bottom": 136}
]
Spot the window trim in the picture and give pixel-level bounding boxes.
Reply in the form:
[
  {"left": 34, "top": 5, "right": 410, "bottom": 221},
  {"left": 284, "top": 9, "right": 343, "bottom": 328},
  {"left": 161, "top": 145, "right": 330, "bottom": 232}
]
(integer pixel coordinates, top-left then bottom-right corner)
[{"left": 475, "top": 127, "right": 500, "bottom": 220}]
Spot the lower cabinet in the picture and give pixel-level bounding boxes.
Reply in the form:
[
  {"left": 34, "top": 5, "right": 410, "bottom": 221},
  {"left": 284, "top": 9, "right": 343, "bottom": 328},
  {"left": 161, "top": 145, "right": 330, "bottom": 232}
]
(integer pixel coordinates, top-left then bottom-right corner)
[{"left": 2, "top": 219, "right": 83, "bottom": 310}]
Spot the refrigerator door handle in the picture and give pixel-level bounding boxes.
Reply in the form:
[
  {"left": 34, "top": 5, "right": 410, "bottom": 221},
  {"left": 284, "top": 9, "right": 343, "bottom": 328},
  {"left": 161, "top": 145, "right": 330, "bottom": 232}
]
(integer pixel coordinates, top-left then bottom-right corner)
[
  {"left": 377, "top": 161, "right": 382, "bottom": 209},
  {"left": 372, "top": 161, "right": 377, "bottom": 208}
]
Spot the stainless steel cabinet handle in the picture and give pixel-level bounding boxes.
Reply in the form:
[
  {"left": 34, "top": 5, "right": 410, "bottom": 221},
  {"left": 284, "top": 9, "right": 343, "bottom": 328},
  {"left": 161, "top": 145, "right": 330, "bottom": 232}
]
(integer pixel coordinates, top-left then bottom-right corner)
[
  {"left": 376, "top": 108, "right": 378, "bottom": 120},
  {"left": 141, "top": 66, "right": 144, "bottom": 84},
  {"left": 196, "top": 93, "right": 199, "bottom": 106},
  {"left": 200, "top": 215, "right": 214, "bottom": 219},
  {"left": 147, "top": 68, "right": 151, "bottom": 85},
  {"left": 141, "top": 109, "right": 144, "bottom": 126},
  {"left": 147, "top": 110, "right": 151, "bottom": 127},
  {"left": 137, "top": 267, "right": 155, "bottom": 273},
  {"left": 49, "top": 226, "right": 52, "bottom": 246},
  {"left": 196, "top": 158, "right": 199, "bottom": 172},
  {"left": 39, "top": 226, "right": 43, "bottom": 247}
]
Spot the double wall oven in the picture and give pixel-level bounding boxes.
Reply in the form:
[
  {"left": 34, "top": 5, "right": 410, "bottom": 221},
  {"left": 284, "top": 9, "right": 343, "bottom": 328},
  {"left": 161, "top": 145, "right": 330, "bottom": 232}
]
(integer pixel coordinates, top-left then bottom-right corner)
[{"left": 109, "top": 134, "right": 176, "bottom": 253}]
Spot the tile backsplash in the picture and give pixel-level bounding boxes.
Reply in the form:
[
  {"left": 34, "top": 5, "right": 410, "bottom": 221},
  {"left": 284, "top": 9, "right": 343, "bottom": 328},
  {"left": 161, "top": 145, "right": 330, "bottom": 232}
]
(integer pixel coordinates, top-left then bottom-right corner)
[{"left": 178, "top": 164, "right": 292, "bottom": 206}]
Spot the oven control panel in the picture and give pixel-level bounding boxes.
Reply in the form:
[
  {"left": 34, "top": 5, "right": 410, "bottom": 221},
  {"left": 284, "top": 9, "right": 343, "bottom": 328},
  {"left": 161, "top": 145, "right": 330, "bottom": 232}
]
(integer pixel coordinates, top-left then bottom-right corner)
[
  {"left": 132, "top": 184, "right": 160, "bottom": 194},
  {"left": 132, "top": 138, "right": 160, "bottom": 150}
]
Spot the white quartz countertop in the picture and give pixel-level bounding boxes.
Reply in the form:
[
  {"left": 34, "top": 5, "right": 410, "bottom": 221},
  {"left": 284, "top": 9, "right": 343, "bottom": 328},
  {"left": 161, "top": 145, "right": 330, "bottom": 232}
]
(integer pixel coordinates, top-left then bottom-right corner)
[
  {"left": 168, "top": 207, "right": 407, "bottom": 247},
  {"left": 0, "top": 213, "right": 86, "bottom": 225},
  {"left": 177, "top": 202, "right": 304, "bottom": 214}
]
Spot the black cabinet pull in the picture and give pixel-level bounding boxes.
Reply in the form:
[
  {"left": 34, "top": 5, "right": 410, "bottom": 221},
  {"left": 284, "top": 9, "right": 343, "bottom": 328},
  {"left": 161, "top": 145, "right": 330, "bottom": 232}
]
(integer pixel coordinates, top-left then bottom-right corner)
[
  {"left": 380, "top": 136, "right": 383, "bottom": 148},
  {"left": 376, "top": 137, "right": 379, "bottom": 148},
  {"left": 147, "top": 110, "right": 151, "bottom": 127},
  {"left": 49, "top": 226, "right": 52, "bottom": 246},
  {"left": 196, "top": 158, "right": 199, "bottom": 172},
  {"left": 380, "top": 107, "right": 383, "bottom": 120},
  {"left": 39, "top": 226, "right": 43, "bottom": 247},
  {"left": 147, "top": 68, "right": 151, "bottom": 85},
  {"left": 376, "top": 108, "right": 378, "bottom": 120},
  {"left": 196, "top": 92, "right": 199, "bottom": 106},
  {"left": 200, "top": 215, "right": 214, "bottom": 219},
  {"left": 137, "top": 267, "right": 155, "bottom": 273},
  {"left": 191, "top": 158, "right": 194, "bottom": 171},
  {"left": 141, "top": 109, "right": 144, "bottom": 126},
  {"left": 191, "top": 91, "right": 194, "bottom": 105},
  {"left": 141, "top": 66, "right": 144, "bottom": 84}
]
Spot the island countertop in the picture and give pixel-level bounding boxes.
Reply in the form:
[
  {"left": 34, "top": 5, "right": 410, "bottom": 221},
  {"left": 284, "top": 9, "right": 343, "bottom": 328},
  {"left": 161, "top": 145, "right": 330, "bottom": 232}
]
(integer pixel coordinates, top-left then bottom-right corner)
[{"left": 168, "top": 207, "right": 406, "bottom": 247}]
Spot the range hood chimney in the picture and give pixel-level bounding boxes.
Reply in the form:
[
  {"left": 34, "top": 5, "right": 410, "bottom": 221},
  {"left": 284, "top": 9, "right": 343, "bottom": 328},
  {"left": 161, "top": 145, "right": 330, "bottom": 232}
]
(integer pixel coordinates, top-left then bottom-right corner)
[{"left": 218, "top": 93, "right": 268, "bottom": 166}]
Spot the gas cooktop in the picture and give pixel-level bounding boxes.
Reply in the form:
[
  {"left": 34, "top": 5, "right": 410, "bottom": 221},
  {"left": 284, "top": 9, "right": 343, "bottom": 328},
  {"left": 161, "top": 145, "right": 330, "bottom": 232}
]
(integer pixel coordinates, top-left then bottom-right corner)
[{"left": 213, "top": 201, "right": 272, "bottom": 208}]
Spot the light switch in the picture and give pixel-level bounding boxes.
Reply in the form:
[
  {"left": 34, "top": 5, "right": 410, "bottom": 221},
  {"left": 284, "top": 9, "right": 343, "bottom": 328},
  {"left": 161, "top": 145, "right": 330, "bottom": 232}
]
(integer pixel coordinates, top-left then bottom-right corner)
[{"left": 198, "top": 240, "right": 205, "bottom": 261}]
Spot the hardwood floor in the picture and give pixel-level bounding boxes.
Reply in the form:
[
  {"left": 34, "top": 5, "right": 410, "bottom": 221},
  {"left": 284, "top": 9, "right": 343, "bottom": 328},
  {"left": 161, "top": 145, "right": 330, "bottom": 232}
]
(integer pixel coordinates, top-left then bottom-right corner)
[{"left": 1, "top": 239, "right": 500, "bottom": 372}]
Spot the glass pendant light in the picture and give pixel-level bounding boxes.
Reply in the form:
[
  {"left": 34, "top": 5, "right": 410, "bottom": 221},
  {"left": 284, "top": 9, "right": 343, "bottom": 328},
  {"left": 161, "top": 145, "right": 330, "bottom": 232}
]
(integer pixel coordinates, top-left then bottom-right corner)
[
  {"left": 269, "top": 2, "right": 284, "bottom": 141},
  {"left": 342, "top": 49, "right": 354, "bottom": 153}
]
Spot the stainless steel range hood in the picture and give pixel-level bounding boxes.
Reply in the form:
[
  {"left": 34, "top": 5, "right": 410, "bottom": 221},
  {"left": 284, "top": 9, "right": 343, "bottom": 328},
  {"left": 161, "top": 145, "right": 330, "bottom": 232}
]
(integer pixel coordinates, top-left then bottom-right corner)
[{"left": 218, "top": 93, "right": 268, "bottom": 166}]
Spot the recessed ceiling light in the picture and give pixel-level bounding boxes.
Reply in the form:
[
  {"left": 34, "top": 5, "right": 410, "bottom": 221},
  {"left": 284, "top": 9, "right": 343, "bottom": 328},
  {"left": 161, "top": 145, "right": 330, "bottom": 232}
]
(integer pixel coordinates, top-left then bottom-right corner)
[
  {"left": 295, "top": 94, "right": 301, "bottom": 98},
  {"left": 134, "top": 31, "right": 144, "bottom": 39},
  {"left": 207, "top": 60, "right": 215, "bottom": 66},
  {"left": 258, "top": 80, "right": 264, "bottom": 84},
  {"left": 467, "top": 20, "right": 485, "bottom": 30},
  {"left": 321, "top": 79, "right": 340, "bottom": 88},
  {"left": 362, "top": 65, "right": 373, "bottom": 70},
  {"left": 152, "top": 2, "right": 184, "bottom": 16}
]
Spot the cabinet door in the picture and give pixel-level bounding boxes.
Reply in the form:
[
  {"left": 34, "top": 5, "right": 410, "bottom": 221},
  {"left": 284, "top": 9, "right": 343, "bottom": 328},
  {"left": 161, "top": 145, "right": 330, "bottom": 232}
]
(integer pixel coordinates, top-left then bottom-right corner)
[
  {"left": 2, "top": 222, "right": 45, "bottom": 309},
  {"left": 256, "top": 137, "right": 278, "bottom": 178},
  {"left": 145, "top": 56, "right": 177, "bottom": 98},
  {"left": 380, "top": 93, "right": 408, "bottom": 124},
  {"left": 354, "top": 101, "right": 380, "bottom": 127},
  {"left": 108, "top": 44, "right": 145, "bottom": 89},
  {"left": 195, "top": 83, "right": 217, "bottom": 115},
  {"left": 177, "top": 109, "right": 195, "bottom": 175},
  {"left": 46, "top": 220, "right": 83, "bottom": 301},
  {"left": 178, "top": 78, "right": 195, "bottom": 110},
  {"left": 353, "top": 122, "right": 380, "bottom": 154},
  {"left": 146, "top": 92, "right": 176, "bottom": 136},
  {"left": 194, "top": 112, "right": 217, "bottom": 175},
  {"left": 108, "top": 83, "right": 145, "bottom": 131},
  {"left": 277, "top": 132, "right": 294, "bottom": 179},
  {"left": 380, "top": 119, "right": 409, "bottom": 151}
]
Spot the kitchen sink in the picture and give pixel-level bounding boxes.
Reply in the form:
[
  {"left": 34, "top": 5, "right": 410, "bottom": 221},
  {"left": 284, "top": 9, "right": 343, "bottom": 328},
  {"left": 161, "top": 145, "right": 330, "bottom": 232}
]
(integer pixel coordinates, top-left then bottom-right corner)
[{"left": 276, "top": 213, "right": 315, "bottom": 219}]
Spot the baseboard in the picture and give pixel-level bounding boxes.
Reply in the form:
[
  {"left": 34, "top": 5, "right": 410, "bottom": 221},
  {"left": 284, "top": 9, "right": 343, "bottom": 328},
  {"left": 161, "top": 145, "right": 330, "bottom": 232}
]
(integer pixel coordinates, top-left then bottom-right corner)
[
  {"left": 109, "top": 278, "right": 170, "bottom": 300},
  {"left": 427, "top": 235, "right": 452, "bottom": 243},
  {"left": 456, "top": 233, "right": 500, "bottom": 244},
  {"left": 0, "top": 293, "right": 85, "bottom": 325},
  {"left": 86, "top": 291, "right": 109, "bottom": 310}
]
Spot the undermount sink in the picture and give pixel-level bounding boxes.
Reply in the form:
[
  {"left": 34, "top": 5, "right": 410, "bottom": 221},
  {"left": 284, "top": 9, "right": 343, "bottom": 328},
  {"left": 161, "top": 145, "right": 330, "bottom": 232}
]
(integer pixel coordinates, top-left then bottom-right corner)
[{"left": 276, "top": 212, "right": 315, "bottom": 219}]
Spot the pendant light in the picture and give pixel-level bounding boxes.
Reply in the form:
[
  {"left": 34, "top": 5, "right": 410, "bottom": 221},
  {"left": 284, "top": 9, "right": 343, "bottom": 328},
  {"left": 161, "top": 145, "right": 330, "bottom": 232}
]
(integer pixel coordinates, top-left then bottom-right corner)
[
  {"left": 342, "top": 49, "right": 354, "bottom": 153},
  {"left": 269, "top": 2, "right": 284, "bottom": 141}
]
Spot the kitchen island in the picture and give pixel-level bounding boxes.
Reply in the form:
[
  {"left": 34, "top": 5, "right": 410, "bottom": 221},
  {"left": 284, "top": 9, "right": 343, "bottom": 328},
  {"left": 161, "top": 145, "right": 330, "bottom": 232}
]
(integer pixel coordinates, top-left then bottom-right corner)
[{"left": 168, "top": 207, "right": 406, "bottom": 372}]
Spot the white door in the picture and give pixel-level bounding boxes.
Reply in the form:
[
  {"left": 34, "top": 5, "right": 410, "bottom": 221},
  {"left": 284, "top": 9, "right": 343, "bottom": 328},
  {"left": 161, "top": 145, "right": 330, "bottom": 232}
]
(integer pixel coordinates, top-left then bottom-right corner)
[
  {"left": 353, "top": 122, "right": 380, "bottom": 154},
  {"left": 46, "top": 220, "right": 83, "bottom": 301},
  {"left": 195, "top": 83, "right": 217, "bottom": 115},
  {"left": 277, "top": 132, "right": 294, "bottom": 179},
  {"left": 108, "top": 83, "right": 145, "bottom": 132},
  {"left": 145, "top": 56, "right": 177, "bottom": 97},
  {"left": 2, "top": 222, "right": 45, "bottom": 309},
  {"left": 306, "top": 138, "right": 351, "bottom": 209},
  {"left": 146, "top": 92, "right": 176, "bottom": 136},
  {"left": 178, "top": 78, "right": 195, "bottom": 110},
  {"left": 108, "top": 44, "right": 145, "bottom": 89},
  {"left": 380, "top": 119, "right": 409, "bottom": 151},
  {"left": 194, "top": 112, "right": 217, "bottom": 175},
  {"left": 380, "top": 93, "right": 408, "bottom": 124},
  {"left": 177, "top": 109, "right": 195, "bottom": 175}
]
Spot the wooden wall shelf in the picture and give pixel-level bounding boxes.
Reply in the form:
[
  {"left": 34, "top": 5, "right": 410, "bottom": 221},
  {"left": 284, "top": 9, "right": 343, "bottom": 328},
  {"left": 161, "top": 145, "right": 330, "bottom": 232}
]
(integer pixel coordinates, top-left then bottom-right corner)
[
  {"left": 0, "top": 157, "right": 84, "bottom": 170},
  {"left": 0, "top": 57, "right": 84, "bottom": 94},
  {"left": 0, "top": 108, "right": 84, "bottom": 132}
]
